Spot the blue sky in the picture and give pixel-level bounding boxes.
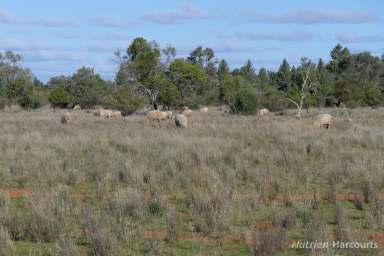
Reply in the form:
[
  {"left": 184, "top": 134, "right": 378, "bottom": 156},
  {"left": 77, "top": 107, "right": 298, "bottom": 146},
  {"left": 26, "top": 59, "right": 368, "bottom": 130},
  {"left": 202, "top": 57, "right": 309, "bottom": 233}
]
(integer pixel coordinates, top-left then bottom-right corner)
[{"left": 0, "top": 0, "right": 383, "bottom": 81}]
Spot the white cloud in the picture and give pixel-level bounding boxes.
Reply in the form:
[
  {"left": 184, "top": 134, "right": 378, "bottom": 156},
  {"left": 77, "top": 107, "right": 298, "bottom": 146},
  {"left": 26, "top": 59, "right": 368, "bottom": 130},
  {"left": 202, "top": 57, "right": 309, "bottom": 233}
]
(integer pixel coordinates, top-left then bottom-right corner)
[
  {"left": 23, "top": 50, "right": 87, "bottom": 63},
  {"left": 142, "top": 6, "right": 208, "bottom": 24},
  {"left": 0, "top": 39, "right": 53, "bottom": 51},
  {"left": 90, "top": 16, "right": 141, "bottom": 28},
  {"left": 237, "top": 30, "right": 314, "bottom": 42},
  {"left": 337, "top": 34, "right": 384, "bottom": 44},
  {"left": 91, "top": 33, "right": 131, "bottom": 42},
  {"left": 242, "top": 9, "right": 379, "bottom": 24},
  {"left": 0, "top": 9, "right": 79, "bottom": 27},
  {"left": 0, "top": 9, "right": 16, "bottom": 24}
]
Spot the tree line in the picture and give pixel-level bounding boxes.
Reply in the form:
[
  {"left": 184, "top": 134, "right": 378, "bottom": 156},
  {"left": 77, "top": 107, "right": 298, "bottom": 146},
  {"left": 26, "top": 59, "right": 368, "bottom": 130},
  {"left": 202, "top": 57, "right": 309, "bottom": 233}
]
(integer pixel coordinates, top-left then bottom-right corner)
[{"left": 1, "top": 37, "right": 383, "bottom": 114}]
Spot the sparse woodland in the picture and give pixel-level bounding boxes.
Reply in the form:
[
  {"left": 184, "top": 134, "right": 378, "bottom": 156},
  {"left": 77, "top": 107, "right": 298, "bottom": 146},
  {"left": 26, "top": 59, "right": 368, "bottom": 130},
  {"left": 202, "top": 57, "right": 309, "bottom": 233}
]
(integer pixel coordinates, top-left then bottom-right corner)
[{"left": 1, "top": 39, "right": 383, "bottom": 114}]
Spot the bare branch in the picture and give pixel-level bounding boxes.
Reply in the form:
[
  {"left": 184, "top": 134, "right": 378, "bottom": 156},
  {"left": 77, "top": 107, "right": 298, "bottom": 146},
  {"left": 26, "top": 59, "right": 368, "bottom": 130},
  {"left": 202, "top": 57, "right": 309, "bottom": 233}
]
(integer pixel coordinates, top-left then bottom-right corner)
[{"left": 284, "top": 98, "right": 300, "bottom": 109}]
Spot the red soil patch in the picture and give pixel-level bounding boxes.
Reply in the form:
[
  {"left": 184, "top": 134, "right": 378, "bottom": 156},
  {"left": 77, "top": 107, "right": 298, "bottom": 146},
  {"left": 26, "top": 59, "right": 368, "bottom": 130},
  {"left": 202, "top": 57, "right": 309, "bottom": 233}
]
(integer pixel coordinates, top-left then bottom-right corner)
[
  {"left": 179, "top": 234, "right": 236, "bottom": 245},
  {"left": 2, "top": 189, "right": 32, "bottom": 198},
  {"left": 336, "top": 194, "right": 363, "bottom": 201},
  {"left": 144, "top": 230, "right": 236, "bottom": 246},
  {"left": 72, "top": 192, "right": 86, "bottom": 200},
  {"left": 278, "top": 193, "right": 367, "bottom": 203},
  {"left": 242, "top": 230, "right": 295, "bottom": 249},
  {"left": 253, "top": 220, "right": 275, "bottom": 231},
  {"left": 367, "top": 232, "right": 384, "bottom": 247},
  {"left": 179, "top": 234, "right": 214, "bottom": 244},
  {"left": 144, "top": 230, "right": 168, "bottom": 240},
  {"left": 183, "top": 212, "right": 193, "bottom": 221}
]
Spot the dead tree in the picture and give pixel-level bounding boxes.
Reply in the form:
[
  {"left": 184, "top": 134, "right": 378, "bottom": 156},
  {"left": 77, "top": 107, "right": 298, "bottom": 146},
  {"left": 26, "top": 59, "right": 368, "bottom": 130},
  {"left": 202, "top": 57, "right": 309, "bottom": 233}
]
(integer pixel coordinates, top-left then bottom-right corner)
[{"left": 285, "top": 58, "right": 318, "bottom": 118}]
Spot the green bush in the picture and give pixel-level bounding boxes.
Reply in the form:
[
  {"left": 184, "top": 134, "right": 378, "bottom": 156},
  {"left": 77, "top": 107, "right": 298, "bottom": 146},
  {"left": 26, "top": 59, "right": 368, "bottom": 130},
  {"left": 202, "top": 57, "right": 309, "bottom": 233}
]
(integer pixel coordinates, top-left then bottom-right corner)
[
  {"left": 345, "top": 100, "right": 359, "bottom": 109},
  {"left": 102, "top": 85, "right": 145, "bottom": 115},
  {"left": 4, "top": 78, "right": 26, "bottom": 101},
  {"left": 147, "top": 200, "right": 164, "bottom": 216},
  {"left": 230, "top": 85, "right": 258, "bottom": 114},
  {"left": 68, "top": 67, "right": 106, "bottom": 108},
  {"left": 49, "top": 86, "right": 73, "bottom": 108},
  {"left": 364, "top": 85, "right": 382, "bottom": 108},
  {"left": 158, "top": 81, "right": 181, "bottom": 109},
  {"left": 260, "top": 85, "right": 286, "bottom": 111},
  {"left": 21, "top": 86, "right": 46, "bottom": 110}
]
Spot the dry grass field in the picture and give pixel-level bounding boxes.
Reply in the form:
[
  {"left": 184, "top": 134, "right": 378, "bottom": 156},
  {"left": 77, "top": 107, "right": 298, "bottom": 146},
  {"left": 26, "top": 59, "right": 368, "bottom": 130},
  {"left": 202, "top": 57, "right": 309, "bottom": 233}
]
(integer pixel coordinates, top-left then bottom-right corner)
[{"left": 0, "top": 107, "right": 384, "bottom": 255}]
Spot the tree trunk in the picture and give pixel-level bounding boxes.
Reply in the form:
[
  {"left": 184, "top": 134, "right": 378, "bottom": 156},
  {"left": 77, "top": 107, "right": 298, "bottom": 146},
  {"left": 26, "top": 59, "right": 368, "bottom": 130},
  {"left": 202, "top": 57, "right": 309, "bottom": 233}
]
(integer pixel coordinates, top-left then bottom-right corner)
[{"left": 297, "top": 91, "right": 305, "bottom": 118}]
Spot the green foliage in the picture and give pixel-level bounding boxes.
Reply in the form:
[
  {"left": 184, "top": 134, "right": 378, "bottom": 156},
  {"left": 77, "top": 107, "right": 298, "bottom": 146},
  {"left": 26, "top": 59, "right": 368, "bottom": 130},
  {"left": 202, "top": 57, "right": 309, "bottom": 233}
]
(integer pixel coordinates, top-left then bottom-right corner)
[
  {"left": 169, "top": 58, "right": 206, "bottom": 100},
  {"left": 217, "top": 59, "right": 230, "bottom": 80},
  {"left": 158, "top": 80, "right": 181, "bottom": 108},
  {"left": 127, "top": 38, "right": 161, "bottom": 83},
  {"left": 230, "top": 78, "right": 258, "bottom": 114},
  {"left": 68, "top": 67, "right": 105, "bottom": 108},
  {"left": 117, "top": 37, "right": 164, "bottom": 109},
  {"left": 276, "top": 59, "right": 291, "bottom": 91},
  {"left": 239, "top": 59, "right": 257, "bottom": 83},
  {"left": 364, "top": 85, "right": 382, "bottom": 107},
  {"left": 4, "top": 78, "right": 27, "bottom": 101},
  {"left": 103, "top": 85, "right": 145, "bottom": 115},
  {"left": 1, "top": 44, "right": 384, "bottom": 113},
  {"left": 147, "top": 200, "right": 164, "bottom": 216},
  {"left": 334, "top": 79, "right": 353, "bottom": 104},
  {"left": 260, "top": 85, "right": 286, "bottom": 111},
  {"left": 21, "top": 86, "right": 46, "bottom": 110},
  {"left": 49, "top": 86, "right": 73, "bottom": 108}
]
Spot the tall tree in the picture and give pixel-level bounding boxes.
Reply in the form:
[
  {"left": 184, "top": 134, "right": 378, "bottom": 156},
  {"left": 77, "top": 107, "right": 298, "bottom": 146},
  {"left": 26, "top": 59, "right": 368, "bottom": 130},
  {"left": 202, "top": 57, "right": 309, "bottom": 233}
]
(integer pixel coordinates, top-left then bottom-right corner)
[
  {"left": 188, "top": 46, "right": 216, "bottom": 72},
  {"left": 162, "top": 45, "right": 176, "bottom": 68},
  {"left": 258, "top": 68, "right": 268, "bottom": 88},
  {"left": 276, "top": 59, "right": 291, "bottom": 91},
  {"left": 0, "top": 51, "right": 35, "bottom": 104},
  {"left": 116, "top": 37, "right": 164, "bottom": 109},
  {"left": 69, "top": 67, "right": 105, "bottom": 108},
  {"left": 169, "top": 58, "right": 206, "bottom": 103},
  {"left": 239, "top": 59, "right": 257, "bottom": 84},
  {"left": 217, "top": 59, "right": 231, "bottom": 101},
  {"left": 327, "top": 44, "right": 352, "bottom": 75},
  {"left": 217, "top": 59, "right": 230, "bottom": 79}
]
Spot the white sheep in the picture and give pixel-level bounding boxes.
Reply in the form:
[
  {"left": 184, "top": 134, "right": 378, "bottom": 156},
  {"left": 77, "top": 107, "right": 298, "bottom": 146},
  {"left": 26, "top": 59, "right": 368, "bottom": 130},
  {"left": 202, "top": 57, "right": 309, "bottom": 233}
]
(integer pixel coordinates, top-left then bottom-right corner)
[
  {"left": 175, "top": 114, "right": 188, "bottom": 128},
  {"left": 314, "top": 114, "right": 333, "bottom": 129}
]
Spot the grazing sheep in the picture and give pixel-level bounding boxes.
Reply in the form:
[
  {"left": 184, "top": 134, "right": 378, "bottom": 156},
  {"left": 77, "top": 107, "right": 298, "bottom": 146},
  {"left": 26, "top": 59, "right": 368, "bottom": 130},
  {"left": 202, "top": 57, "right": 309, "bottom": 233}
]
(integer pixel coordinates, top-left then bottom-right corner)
[
  {"left": 73, "top": 104, "right": 81, "bottom": 111},
  {"left": 181, "top": 109, "right": 193, "bottom": 117},
  {"left": 96, "top": 108, "right": 107, "bottom": 118},
  {"left": 61, "top": 112, "right": 72, "bottom": 124},
  {"left": 314, "top": 114, "right": 333, "bottom": 129},
  {"left": 145, "top": 110, "right": 168, "bottom": 126},
  {"left": 97, "top": 109, "right": 121, "bottom": 119},
  {"left": 164, "top": 111, "right": 173, "bottom": 120},
  {"left": 112, "top": 111, "right": 122, "bottom": 119},
  {"left": 199, "top": 107, "right": 208, "bottom": 113},
  {"left": 105, "top": 110, "right": 114, "bottom": 119},
  {"left": 175, "top": 114, "right": 188, "bottom": 128},
  {"left": 258, "top": 108, "right": 270, "bottom": 116}
]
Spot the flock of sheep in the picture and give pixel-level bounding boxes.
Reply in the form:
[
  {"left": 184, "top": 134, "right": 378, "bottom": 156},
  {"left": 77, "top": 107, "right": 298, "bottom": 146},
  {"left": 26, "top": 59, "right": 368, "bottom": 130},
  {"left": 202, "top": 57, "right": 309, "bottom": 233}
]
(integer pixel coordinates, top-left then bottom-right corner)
[
  {"left": 144, "top": 106, "right": 205, "bottom": 128},
  {"left": 61, "top": 105, "right": 333, "bottom": 129},
  {"left": 61, "top": 105, "right": 207, "bottom": 128}
]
